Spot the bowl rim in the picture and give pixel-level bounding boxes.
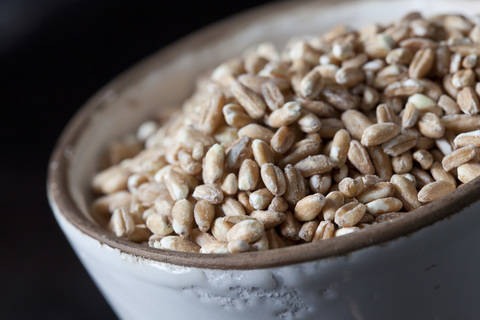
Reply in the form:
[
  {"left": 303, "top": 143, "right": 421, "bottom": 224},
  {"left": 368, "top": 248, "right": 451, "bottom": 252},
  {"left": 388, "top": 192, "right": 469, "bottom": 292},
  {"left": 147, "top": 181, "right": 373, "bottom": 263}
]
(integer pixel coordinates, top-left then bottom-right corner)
[{"left": 47, "top": 0, "right": 480, "bottom": 270}]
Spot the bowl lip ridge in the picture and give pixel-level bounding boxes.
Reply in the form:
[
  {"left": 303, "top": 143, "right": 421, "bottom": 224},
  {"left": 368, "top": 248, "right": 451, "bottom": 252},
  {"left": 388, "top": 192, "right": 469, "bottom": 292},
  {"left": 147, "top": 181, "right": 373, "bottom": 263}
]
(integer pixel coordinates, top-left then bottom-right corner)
[{"left": 47, "top": 0, "right": 480, "bottom": 270}]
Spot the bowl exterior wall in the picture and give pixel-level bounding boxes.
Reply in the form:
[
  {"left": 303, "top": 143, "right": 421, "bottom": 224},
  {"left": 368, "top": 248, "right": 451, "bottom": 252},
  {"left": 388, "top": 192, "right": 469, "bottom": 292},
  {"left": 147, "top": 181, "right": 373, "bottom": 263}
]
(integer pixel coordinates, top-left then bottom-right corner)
[{"left": 53, "top": 201, "right": 480, "bottom": 320}]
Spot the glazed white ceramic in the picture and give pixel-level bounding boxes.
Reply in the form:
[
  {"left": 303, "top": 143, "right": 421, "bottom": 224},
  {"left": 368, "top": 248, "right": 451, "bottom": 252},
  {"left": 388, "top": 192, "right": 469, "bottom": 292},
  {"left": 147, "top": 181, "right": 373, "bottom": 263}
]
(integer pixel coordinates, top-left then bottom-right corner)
[
  {"left": 48, "top": 1, "right": 480, "bottom": 319},
  {"left": 53, "top": 199, "right": 480, "bottom": 319}
]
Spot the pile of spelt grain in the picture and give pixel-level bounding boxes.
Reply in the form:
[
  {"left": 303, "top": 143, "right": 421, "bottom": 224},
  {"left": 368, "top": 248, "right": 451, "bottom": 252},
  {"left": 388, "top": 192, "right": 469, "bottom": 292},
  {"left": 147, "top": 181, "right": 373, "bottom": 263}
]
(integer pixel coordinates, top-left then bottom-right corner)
[{"left": 91, "top": 12, "right": 480, "bottom": 253}]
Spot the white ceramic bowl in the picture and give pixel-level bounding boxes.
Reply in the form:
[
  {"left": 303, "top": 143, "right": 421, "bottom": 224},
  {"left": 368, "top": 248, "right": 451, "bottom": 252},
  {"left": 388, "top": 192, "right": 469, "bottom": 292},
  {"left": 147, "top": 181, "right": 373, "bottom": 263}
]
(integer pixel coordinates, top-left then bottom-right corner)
[{"left": 48, "top": 1, "right": 480, "bottom": 319}]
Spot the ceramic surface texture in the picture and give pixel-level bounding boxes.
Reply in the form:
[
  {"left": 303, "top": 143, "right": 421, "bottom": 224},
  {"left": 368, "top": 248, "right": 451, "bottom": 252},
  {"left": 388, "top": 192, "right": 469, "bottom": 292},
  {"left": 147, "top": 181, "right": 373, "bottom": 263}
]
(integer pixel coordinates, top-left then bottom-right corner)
[
  {"left": 48, "top": 1, "right": 480, "bottom": 319},
  {"left": 51, "top": 203, "right": 480, "bottom": 320}
]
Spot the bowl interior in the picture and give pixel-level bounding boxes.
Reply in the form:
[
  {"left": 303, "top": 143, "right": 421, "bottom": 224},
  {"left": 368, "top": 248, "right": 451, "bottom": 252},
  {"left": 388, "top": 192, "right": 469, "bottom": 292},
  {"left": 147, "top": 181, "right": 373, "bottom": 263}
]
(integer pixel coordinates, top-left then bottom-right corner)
[{"left": 49, "top": 0, "right": 480, "bottom": 269}]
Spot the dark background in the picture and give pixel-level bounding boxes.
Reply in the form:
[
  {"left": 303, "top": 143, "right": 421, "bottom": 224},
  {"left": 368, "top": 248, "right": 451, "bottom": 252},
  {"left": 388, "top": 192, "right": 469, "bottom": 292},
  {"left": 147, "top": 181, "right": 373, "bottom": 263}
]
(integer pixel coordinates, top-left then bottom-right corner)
[{"left": 1, "top": 1, "right": 277, "bottom": 319}]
